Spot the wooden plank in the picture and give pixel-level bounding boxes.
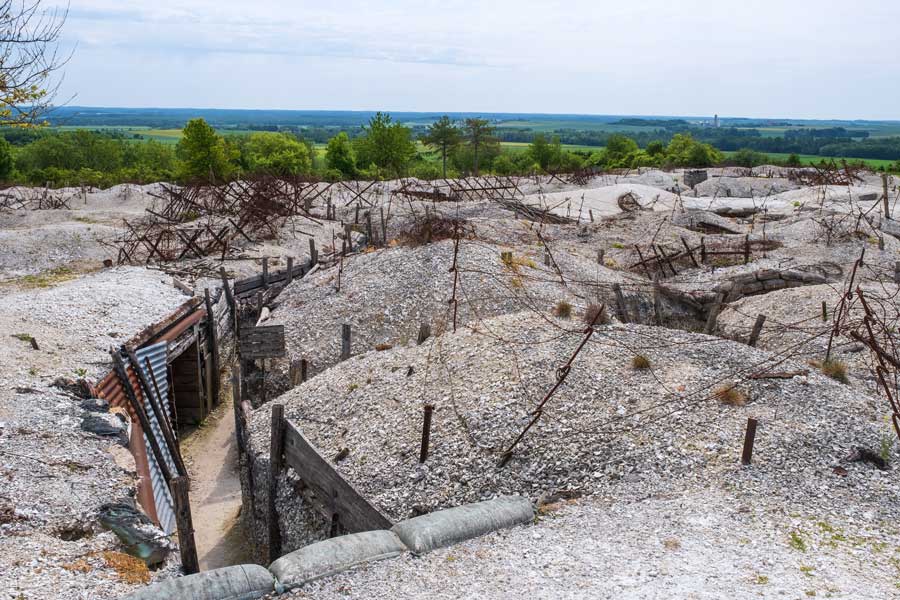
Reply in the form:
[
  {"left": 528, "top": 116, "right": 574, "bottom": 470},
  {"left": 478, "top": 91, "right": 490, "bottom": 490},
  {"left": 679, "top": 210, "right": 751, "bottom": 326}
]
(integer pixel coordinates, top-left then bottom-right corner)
[
  {"left": 234, "top": 262, "right": 306, "bottom": 295},
  {"left": 170, "top": 476, "right": 199, "bottom": 574},
  {"left": 283, "top": 421, "right": 392, "bottom": 533},
  {"left": 268, "top": 405, "right": 285, "bottom": 562},
  {"left": 239, "top": 325, "right": 286, "bottom": 360},
  {"left": 204, "top": 289, "right": 221, "bottom": 408}
]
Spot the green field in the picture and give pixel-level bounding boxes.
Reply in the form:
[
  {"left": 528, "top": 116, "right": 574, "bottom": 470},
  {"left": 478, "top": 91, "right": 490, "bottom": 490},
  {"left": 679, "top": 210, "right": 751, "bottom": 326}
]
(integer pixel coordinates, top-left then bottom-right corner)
[
  {"left": 721, "top": 150, "right": 893, "bottom": 169},
  {"left": 499, "top": 141, "right": 602, "bottom": 154}
]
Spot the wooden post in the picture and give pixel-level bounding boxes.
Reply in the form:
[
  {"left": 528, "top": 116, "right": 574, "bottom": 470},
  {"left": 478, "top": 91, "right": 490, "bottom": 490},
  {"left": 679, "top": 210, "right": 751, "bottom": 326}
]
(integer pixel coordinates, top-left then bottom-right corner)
[
  {"left": 821, "top": 301, "right": 828, "bottom": 322},
  {"left": 300, "top": 359, "right": 308, "bottom": 383},
  {"left": 895, "top": 261, "right": 900, "bottom": 284},
  {"left": 743, "top": 235, "right": 750, "bottom": 264},
  {"left": 170, "top": 476, "right": 199, "bottom": 575},
  {"left": 380, "top": 207, "right": 387, "bottom": 247},
  {"left": 268, "top": 404, "right": 285, "bottom": 563},
  {"left": 700, "top": 237, "right": 707, "bottom": 263},
  {"left": 140, "top": 356, "right": 187, "bottom": 477},
  {"left": 366, "top": 211, "right": 373, "bottom": 246},
  {"left": 231, "top": 371, "right": 244, "bottom": 455},
  {"left": 219, "top": 266, "right": 234, "bottom": 318},
  {"left": 286, "top": 257, "right": 294, "bottom": 286},
  {"left": 883, "top": 173, "right": 891, "bottom": 219},
  {"left": 204, "top": 289, "right": 220, "bottom": 408},
  {"left": 289, "top": 359, "right": 301, "bottom": 386},
  {"left": 417, "top": 323, "right": 431, "bottom": 345},
  {"left": 589, "top": 209, "right": 594, "bottom": 222},
  {"left": 110, "top": 350, "right": 173, "bottom": 485},
  {"left": 597, "top": 249, "right": 605, "bottom": 265},
  {"left": 261, "top": 359, "right": 267, "bottom": 405},
  {"left": 419, "top": 404, "right": 434, "bottom": 463},
  {"left": 262, "top": 257, "right": 269, "bottom": 289},
  {"left": 741, "top": 417, "right": 758, "bottom": 466},
  {"left": 704, "top": 292, "right": 725, "bottom": 335},
  {"left": 612, "top": 283, "right": 629, "bottom": 323},
  {"left": 748, "top": 314, "right": 766, "bottom": 347},
  {"left": 309, "top": 238, "right": 318, "bottom": 266},
  {"left": 340, "top": 324, "right": 351, "bottom": 361}
]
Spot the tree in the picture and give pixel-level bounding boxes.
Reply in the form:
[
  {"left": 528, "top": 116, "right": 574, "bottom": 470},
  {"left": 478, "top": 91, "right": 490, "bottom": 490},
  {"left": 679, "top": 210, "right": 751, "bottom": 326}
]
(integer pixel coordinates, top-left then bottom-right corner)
[
  {"left": 0, "top": 1, "right": 69, "bottom": 126},
  {"left": 664, "top": 134, "right": 722, "bottom": 167},
  {"left": 646, "top": 140, "right": 666, "bottom": 157},
  {"left": 463, "top": 118, "right": 495, "bottom": 176},
  {"left": 528, "top": 134, "right": 556, "bottom": 170},
  {"left": 325, "top": 132, "right": 356, "bottom": 177},
  {"left": 421, "top": 116, "right": 460, "bottom": 178},
  {"left": 0, "top": 135, "right": 12, "bottom": 179},
  {"left": 785, "top": 153, "right": 802, "bottom": 167},
  {"left": 242, "top": 132, "right": 312, "bottom": 176},
  {"left": 731, "top": 148, "right": 769, "bottom": 168},
  {"left": 176, "top": 118, "right": 236, "bottom": 182},
  {"left": 354, "top": 112, "right": 416, "bottom": 178}
]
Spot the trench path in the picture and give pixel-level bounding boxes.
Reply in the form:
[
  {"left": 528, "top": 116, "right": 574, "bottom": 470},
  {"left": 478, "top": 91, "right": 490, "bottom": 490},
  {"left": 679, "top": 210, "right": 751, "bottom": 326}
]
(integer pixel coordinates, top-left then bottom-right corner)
[{"left": 180, "top": 387, "right": 252, "bottom": 570}]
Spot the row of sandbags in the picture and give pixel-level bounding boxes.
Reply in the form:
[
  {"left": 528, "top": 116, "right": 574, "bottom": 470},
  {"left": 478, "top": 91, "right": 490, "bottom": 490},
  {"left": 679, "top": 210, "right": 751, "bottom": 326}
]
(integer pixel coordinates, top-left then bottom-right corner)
[{"left": 123, "top": 496, "right": 534, "bottom": 599}]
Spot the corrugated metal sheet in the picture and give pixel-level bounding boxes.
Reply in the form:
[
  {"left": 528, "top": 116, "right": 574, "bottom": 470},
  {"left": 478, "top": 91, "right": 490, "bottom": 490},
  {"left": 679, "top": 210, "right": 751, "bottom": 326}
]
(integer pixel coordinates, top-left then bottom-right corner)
[
  {"left": 93, "top": 307, "right": 206, "bottom": 527},
  {"left": 129, "top": 342, "right": 177, "bottom": 535}
]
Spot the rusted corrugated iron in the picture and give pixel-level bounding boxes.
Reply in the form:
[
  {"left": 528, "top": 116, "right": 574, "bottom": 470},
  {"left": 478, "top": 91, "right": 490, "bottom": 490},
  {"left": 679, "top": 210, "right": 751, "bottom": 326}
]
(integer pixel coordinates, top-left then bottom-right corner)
[{"left": 93, "top": 305, "right": 206, "bottom": 526}]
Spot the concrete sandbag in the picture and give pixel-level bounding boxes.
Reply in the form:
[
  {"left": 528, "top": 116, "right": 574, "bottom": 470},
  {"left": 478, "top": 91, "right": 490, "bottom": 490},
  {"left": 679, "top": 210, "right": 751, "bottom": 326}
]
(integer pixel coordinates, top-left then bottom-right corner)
[
  {"left": 120, "top": 564, "right": 274, "bottom": 600},
  {"left": 269, "top": 529, "right": 407, "bottom": 589},
  {"left": 391, "top": 496, "right": 534, "bottom": 555}
]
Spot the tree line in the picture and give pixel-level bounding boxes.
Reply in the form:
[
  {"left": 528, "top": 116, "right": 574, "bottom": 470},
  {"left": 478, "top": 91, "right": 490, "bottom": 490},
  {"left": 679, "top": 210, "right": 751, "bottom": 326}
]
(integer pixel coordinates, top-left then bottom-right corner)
[{"left": 0, "top": 113, "right": 896, "bottom": 188}]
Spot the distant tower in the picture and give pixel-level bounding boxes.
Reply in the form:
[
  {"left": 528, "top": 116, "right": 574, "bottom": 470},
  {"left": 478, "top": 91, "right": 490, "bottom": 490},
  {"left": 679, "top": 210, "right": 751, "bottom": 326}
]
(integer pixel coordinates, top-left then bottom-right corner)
[{"left": 714, "top": 114, "right": 720, "bottom": 128}]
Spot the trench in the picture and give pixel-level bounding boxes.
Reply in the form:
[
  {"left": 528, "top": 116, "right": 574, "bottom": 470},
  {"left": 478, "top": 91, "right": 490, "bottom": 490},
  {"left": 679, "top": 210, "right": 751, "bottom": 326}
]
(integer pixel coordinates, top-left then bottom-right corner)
[{"left": 179, "top": 377, "right": 252, "bottom": 570}]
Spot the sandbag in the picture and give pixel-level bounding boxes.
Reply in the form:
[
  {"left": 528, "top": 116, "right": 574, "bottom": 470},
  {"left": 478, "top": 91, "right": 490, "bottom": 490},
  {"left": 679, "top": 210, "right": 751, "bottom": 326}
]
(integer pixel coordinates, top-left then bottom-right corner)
[
  {"left": 120, "top": 564, "right": 274, "bottom": 600},
  {"left": 269, "top": 530, "right": 406, "bottom": 589},
  {"left": 391, "top": 496, "right": 533, "bottom": 555}
]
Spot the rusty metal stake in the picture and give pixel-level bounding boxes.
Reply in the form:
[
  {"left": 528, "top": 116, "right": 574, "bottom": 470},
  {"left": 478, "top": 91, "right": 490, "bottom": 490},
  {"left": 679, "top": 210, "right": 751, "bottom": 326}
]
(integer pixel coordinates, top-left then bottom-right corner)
[
  {"left": 419, "top": 404, "right": 434, "bottom": 463},
  {"left": 741, "top": 418, "right": 758, "bottom": 465}
]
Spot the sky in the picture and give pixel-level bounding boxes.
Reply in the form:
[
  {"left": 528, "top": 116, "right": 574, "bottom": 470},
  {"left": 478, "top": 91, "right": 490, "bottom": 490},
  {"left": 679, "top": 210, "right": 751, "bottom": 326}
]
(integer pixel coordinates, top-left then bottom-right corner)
[{"left": 53, "top": 0, "right": 900, "bottom": 120}]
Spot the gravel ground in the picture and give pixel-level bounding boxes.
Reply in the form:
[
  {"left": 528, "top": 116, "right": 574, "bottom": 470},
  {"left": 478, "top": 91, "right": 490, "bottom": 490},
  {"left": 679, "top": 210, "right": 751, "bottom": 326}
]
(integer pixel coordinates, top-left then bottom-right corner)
[
  {"left": 298, "top": 484, "right": 900, "bottom": 599},
  {"left": 268, "top": 238, "right": 582, "bottom": 378},
  {"left": 246, "top": 311, "right": 900, "bottom": 553},
  {"left": 1, "top": 173, "right": 898, "bottom": 598},
  {"left": 0, "top": 268, "right": 189, "bottom": 599}
]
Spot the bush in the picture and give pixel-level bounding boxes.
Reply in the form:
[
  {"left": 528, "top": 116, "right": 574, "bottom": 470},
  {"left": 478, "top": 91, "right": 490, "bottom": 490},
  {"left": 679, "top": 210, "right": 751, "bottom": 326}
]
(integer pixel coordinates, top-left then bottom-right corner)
[
  {"left": 409, "top": 161, "right": 442, "bottom": 181},
  {"left": 553, "top": 300, "right": 572, "bottom": 319},
  {"left": 714, "top": 384, "right": 748, "bottom": 406}
]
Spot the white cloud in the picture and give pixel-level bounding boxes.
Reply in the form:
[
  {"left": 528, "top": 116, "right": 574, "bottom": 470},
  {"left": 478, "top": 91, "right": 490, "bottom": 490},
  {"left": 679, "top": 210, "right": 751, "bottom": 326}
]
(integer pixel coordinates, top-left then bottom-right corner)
[{"left": 55, "top": 0, "right": 900, "bottom": 118}]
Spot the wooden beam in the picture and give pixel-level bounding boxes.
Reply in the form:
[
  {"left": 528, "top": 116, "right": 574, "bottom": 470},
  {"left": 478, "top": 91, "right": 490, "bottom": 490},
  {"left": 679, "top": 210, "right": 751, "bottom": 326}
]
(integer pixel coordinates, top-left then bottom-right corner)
[
  {"left": 268, "top": 404, "right": 285, "bottom": 563},
  {"left": 170, "top": 476, "right": 199, "bottom": 574},
  {"left": 282, "top": 420, "right": 392, "bottom": 532}
]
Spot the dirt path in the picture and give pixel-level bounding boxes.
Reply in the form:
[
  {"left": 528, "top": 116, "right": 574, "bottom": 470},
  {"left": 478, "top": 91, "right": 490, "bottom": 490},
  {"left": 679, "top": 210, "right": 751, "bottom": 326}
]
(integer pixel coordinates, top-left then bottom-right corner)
[{"left": 179, "top": 390, "right": 252, "bottom": 570}]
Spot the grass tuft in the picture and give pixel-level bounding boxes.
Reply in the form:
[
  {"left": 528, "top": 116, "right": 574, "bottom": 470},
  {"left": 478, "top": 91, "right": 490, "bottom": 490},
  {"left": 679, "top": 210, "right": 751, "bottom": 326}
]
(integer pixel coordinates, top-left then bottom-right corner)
[
  {"left": 714, "top": 384, "right": 748, "bottom": 406},
  {"left": 820, "top": 359, "right": 848, "bottom": 384},
  {"left": 101, "top": 551, "right": 150, "bottom": 585},
  {"left": 17, "top": 266, "right": 75, "bottom": 289},
  {"left": 632, "top": 354, "right": 651, "bottom": 370},
  {"left": 583, "top": 303, "right": 609, "bottom": 326},
  {"left": 554, "top": 300, "right": 572, "bottom": 319}
]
